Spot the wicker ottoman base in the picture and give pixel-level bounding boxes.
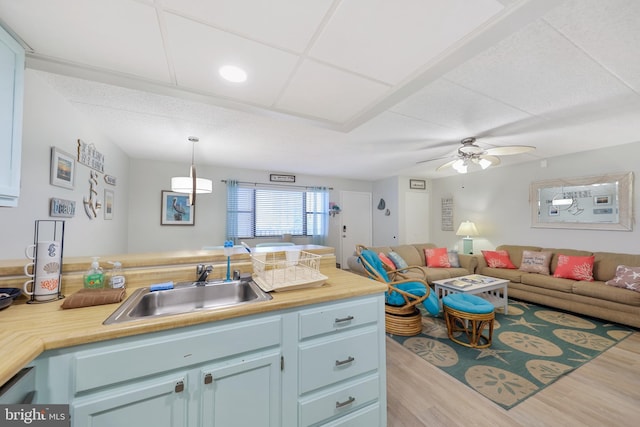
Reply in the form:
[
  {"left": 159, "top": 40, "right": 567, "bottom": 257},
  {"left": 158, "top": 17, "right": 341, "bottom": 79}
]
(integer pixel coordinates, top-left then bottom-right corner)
[
  {"left": 444, "top": 305, "right": 494, "bottom": 348},
  {"left": 385, "top": 308, "right": 422, "bottom": 336}
]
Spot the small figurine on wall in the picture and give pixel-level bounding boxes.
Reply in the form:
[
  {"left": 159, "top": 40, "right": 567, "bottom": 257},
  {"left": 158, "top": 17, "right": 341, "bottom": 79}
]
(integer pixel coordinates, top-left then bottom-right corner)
[{"left": 83, "top": 170, "right": 102, "bottom": 219}]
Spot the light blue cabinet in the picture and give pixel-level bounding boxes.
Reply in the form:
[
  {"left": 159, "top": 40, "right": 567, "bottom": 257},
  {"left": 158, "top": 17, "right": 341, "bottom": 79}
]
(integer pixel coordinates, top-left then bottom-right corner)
[
  {"left": 0, "top": 24, "right": 24, "bottom": 207},
  {"left": 31, "top": 294, "right": 386, "bottom": 427}
]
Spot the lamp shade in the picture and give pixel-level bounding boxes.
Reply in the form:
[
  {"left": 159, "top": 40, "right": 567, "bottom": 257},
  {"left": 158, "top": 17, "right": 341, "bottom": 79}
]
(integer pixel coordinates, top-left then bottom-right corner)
[
  {"left": 456, "top": 221, "right": 478, "bottom": 237},
  {"left": 171, "top": 177, "right": 213, "bottom": 194}
]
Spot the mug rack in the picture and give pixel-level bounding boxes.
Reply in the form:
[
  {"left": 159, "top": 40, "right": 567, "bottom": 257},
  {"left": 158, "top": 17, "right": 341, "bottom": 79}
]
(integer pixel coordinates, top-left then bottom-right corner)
[{"left": 27, "top": 220, "right": 65, "bottom": 304}]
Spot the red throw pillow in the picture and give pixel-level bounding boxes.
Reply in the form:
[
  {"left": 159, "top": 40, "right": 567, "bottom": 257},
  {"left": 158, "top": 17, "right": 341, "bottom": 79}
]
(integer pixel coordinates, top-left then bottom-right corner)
[
  {"left": 424, "top": 247, "right": 451, "bottom": 268},
  {"left": 553, "top": 255, "right": 594, "bottom": 281},
  {"left": 378, "top": 252, "right": 396, "bottom": 270},
  {"left": 482, "top": 250, "right": 517, "bottom": 269}
]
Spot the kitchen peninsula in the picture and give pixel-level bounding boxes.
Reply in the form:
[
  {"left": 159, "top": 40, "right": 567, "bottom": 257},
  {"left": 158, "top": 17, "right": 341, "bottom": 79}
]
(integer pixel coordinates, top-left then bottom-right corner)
[{"left": 0, "top": 245, "right": 388, "bottom": 426}]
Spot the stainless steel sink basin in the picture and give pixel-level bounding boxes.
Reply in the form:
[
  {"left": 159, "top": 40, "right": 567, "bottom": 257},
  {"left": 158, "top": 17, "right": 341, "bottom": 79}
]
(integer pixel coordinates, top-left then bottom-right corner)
[{"left": 104, "top": 279, "right": 272, "bottom": 325}]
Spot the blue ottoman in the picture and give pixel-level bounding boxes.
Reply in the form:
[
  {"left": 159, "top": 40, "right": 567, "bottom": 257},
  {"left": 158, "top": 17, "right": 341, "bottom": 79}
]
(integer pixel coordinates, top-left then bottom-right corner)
[{"left": 442, "top": 294, "right": 495, "bottom": 348}]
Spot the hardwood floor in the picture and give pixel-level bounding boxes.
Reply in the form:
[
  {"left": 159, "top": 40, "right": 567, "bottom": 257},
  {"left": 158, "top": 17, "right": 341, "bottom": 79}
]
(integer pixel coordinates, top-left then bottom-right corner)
[{"left": 386, "top": 331, "right": 640, "bottom": 426}]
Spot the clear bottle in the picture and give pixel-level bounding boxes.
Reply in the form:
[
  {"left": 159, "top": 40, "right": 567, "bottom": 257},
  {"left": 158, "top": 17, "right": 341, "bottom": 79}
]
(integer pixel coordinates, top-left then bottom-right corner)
[
  {"left": 84, "top": 257, "right": 105, "bottom": 289},
  {"left": 108, "top": 261, "right": 126, "bottom": 289}
]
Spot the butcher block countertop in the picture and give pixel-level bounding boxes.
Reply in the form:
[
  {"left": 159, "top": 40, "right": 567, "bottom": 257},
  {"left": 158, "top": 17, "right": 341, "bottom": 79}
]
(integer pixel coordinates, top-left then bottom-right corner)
[{"left": 0, "top": 246, "right": 385, "bottom": 386}]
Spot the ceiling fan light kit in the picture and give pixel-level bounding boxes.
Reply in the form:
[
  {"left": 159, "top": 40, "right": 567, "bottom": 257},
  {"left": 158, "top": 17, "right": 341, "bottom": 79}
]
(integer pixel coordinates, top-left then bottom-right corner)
[{"left": 426, "top": 137, "right": 535, "bottom": 174}]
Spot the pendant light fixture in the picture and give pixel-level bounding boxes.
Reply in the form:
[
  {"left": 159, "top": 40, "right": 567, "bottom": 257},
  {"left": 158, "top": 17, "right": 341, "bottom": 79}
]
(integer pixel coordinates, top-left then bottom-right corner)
[{"left": 171, "top": 136, "right": 212, "bottom": 206}]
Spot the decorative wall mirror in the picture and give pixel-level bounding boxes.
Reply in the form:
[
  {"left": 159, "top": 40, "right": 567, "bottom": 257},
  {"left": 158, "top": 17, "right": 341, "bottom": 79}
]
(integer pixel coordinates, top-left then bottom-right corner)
[{"left": 530, "top": 172, "right": 634, "bottom": 231}]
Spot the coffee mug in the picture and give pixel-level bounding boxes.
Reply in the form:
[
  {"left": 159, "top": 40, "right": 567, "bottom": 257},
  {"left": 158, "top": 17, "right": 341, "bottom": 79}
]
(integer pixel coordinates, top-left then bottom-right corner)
[
  {"left": 24, "top": 241, "right": 62, "bottom": 278},
  {"left": 23, "top": 275, "right": 60, "bottom": 301},
  {"left": 25, "top": 241, "right": 61, "bottom": 261}
]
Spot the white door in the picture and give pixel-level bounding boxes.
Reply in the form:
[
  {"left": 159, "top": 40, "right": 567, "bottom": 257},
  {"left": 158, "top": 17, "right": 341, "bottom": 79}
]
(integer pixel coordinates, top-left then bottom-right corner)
[
  {"left": 340, "top": 191, "right": 372, "bottom": 269},
  {"left": 404, "top": 191, "right": 429, "bottom": 244}
]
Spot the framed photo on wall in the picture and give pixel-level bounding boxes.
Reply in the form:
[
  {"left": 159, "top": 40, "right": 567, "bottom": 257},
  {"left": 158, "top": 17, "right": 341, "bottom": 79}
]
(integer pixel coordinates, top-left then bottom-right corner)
[
  {"left": 104, "top": 189, "right": 114, "bottom": 220},
  {"left": 50, "top": 147, "right": 76, "bottom": 189},
  {"left": 161, "top": 191, "right": 195, "bottom": 225},
  {"left": 409, "top": 179, "right": 426, "bottom": 190}
]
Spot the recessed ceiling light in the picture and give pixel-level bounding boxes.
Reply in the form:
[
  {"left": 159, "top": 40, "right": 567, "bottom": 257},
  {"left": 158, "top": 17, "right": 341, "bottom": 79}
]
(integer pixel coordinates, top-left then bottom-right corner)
[{"left": 219, "top": 65, "right": 247, "bottom": 83}]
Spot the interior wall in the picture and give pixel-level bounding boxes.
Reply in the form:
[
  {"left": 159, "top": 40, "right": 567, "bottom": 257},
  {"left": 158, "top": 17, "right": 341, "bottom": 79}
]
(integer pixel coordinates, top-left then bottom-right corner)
[
  {"left": 430, "top": 141, "right": 640, "bottom": 254},
  {"left": 0, "top": 70, "right": 130, "bottom": 260},
  {"left": 126, "top": 158, "right": 372, "bottom": 255},
  {"left": 372, "top": 176, "right": 399, "bottom": 246}
]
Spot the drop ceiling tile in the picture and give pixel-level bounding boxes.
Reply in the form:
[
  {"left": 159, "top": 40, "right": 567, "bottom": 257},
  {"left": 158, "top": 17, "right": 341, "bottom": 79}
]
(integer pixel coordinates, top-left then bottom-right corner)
[
  {"left": 309, "top": 0, "right": 504, "bottom": 85},
  {"left": 161, "top": 0, "right": 334, "bottom": 53},
  {"left": 275, "top": 59, "right": 391, "bottom": 123},
  {"left": 0, "top": 0, "right": 171, "bottom": 82},
  {"left": 164, "top": 13, "right": 300, "bottom": 107},
  {"left": 445, "top": 20, "right": 633, "bottom": 116},
  {"left": 391, "top": 78, "right": 532, "bottom": 134},
  {"left": 543, "top": 0, "right": 640, "bottom": 92}
]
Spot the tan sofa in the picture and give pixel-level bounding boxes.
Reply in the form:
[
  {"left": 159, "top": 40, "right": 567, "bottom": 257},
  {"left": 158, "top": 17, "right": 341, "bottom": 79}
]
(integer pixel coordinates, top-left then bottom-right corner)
[
  {"left": 347, "top": 243, "right": 477, "bottom": 284},
  {"left": 476, "top": 245, "right": 640, "bottom": 328}
]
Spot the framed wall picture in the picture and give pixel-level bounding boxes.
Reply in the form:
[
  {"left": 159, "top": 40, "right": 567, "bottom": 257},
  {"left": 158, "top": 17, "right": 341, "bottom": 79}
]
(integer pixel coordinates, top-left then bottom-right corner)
[
  {"left": 409, "top": 179, "right": 426, "bottom": 190},
  {"left": 104, "top": 189, "right": 114, "bottom": 220},
  {"left": 161, "top": 191, "right": 195, "bottom": 225},
  {"left": 50, "top": 147, "right": 76, "bottom": 189},
  {"left": 270, "top": 174, "right": 295, "bottom": 183}
]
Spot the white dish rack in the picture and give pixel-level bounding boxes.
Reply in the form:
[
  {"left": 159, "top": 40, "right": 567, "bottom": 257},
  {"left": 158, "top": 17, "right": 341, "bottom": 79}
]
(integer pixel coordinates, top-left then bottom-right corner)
[{"left": 251, "top": 250, "right": 327, "bottom": 292}]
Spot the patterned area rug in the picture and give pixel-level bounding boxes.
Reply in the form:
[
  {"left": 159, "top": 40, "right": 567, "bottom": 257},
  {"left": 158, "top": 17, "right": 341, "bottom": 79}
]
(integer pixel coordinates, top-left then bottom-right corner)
[{"left": 389, "top": 300, "right": 633, "bottom": 409}]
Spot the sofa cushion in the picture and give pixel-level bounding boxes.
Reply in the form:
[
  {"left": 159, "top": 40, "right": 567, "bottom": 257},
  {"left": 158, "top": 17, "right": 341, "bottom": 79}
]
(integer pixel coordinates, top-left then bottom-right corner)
[
  {"left": 520, "top": 272, "right": 575, "bottom": 293},
  {"left": 389, "top": 245, "right": 423, "bottom": 266},
  {"left": 519, "top": 250, "right": 552, "bottom": 275},
  {"left": 482, "top": 250, "right": 517, "bottom": 269},
  {"left": 572, "top": 280, "right": 640, "bottom": 306},
  {"left": 605, "top": 265, "right": 640, "bottom": 292},
  {"left": 412, "top": 244, "right": 437, "bottom": 265},
  {"left": 593, "top": 252, "right": 640, "bottom": 282},
  {"left": 553, "top": 255, "right": 595, "bottom": 281},
  {"left": 424, "top": 247, "right": 451, "bottom": 268},
  {"left": 476, "top": 267, "right": 523, "bottom": 283}
]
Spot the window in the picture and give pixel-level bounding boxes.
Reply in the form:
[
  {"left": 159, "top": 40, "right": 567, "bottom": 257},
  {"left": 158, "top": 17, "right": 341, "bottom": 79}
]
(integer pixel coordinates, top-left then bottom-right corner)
[{"left": 227, "top": 184, "right": 328, "bottom": 239}]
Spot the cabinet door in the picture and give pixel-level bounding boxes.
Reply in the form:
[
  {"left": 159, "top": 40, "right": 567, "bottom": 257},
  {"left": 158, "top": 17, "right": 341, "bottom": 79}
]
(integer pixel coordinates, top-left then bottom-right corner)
[
  {"left": 72, "top": 374, "right": 188, "bottom": 427},
  {"left": 0, "top": 25, "right": 24, "bottom": 207},
  {"left": 200, "top": 351, "right": 281, "bottom": 427}
]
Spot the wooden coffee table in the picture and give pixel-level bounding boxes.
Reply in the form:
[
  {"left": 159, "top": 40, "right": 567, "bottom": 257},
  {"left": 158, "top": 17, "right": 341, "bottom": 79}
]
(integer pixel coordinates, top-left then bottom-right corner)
[{"left": 433, "top": 274, "right": 509, "bottom": 314}]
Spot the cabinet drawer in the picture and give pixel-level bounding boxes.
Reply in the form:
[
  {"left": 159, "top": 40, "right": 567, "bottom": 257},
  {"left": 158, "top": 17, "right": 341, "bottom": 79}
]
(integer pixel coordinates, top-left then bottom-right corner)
[
  {"left": 319, "top": 403, "right": 381, "bottom": 427},
  {"left": 74, "top": 316, "right": 281, "bottom": 393},
  {"left": 299, "top": 297, "right": 380, "bottom": 340},
  {"left": 299, "top": 328, "right": 378, "bottom": 394},
  {"left": 299, "top": 375, "right": 378, "bottom": 426}
]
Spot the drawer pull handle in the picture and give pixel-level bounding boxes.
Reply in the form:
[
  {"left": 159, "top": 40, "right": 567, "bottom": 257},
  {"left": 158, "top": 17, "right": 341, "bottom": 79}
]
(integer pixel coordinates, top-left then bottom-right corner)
[
  {"left": 336, "top": 396, "right": 355, "bottom": 408},
  {"left": 175, "top": 381, "right": 184, "bottom": 393},
  {"left": 335, "top": 356, "right": 355, "bottom": 367},
  {"left": 204, "top": 373, "right": 213, "bottom": 385},
  {"left": 335, "top": 315, "right": 354, "bottom": 323}
]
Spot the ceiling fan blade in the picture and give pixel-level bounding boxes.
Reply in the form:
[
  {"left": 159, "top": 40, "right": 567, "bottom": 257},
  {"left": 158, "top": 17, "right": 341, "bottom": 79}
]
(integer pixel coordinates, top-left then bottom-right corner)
[
  {"left": 436, "top": 159, "right": 458, "bottom": 171},
  {"left": 480, "top": 154, "right": 501, "bottom": 166},
  {"left": 416, "top": 154, "right": 453, "bottom": 164},
  {"left": 485, "top": 145, "right": 535, "bottom": 156}
]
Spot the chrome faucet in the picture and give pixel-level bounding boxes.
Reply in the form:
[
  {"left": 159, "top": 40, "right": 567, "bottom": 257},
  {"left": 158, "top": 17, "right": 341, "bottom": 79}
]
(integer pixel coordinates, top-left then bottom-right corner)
[{"left": 196, "top": 264, "right": 213, "bottom": 283}]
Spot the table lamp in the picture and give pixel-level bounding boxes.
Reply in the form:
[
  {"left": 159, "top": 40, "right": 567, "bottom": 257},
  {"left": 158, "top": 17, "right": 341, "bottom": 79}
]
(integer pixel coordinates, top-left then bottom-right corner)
[{"left": 456, "top": 221, "right": 479, "bottom": 255}]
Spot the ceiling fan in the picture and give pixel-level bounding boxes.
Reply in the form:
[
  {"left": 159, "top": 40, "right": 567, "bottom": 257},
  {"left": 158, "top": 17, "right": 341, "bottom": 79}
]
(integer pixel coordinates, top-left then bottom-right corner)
[{"left": 419, "top": 137, "right": 535, "bottom": 173}]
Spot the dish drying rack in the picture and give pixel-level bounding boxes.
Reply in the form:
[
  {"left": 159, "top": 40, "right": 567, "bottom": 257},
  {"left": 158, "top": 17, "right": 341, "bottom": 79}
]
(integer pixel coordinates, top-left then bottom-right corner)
[{"left": 251, "top": 251, "right": 327, "bottom": 292}]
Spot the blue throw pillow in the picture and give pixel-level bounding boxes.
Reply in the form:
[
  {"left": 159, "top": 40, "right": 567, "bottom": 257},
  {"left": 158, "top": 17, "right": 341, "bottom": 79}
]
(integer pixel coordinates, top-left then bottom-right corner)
[
  {"left": 387, "top": 251, "right": 408, "bottom": 271},
  {"left": 447, "top": 250, "right": 461, "bottom": 268}
]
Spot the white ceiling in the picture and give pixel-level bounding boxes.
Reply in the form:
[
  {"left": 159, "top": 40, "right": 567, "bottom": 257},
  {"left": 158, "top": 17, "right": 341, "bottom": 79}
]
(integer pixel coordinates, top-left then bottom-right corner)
[{"left": 1, "top": 0, "right": 640, "bottom": 180}]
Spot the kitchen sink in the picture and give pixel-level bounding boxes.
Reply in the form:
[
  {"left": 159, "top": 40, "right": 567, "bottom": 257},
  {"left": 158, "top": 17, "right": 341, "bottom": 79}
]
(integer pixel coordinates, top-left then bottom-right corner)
[{"left": 103, "top": 279, "right": 272, "bottom": 325}]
